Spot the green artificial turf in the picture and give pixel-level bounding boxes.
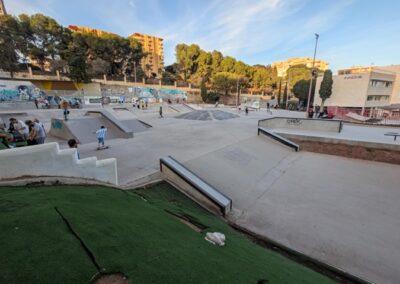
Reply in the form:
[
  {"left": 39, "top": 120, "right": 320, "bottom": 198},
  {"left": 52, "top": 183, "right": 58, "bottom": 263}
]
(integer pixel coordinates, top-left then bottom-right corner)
[{"left": 0, "top": 182, "right": 334, "bottom": 283}]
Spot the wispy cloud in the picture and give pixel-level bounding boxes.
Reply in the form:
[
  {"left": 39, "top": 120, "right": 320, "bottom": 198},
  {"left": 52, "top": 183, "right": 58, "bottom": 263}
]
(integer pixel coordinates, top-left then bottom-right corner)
[{"left": 5, "top": 0, "right": 398, "bottom": 70}]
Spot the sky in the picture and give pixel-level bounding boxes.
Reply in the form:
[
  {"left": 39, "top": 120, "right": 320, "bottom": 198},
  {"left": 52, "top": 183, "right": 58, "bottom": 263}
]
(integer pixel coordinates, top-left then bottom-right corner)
[{"left": 5, "top": 0, "right": 400, "bottom": 72}]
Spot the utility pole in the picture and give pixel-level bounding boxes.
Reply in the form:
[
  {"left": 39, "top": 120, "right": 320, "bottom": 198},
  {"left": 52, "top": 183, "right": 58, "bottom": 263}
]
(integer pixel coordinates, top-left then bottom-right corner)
[
  {"left": 306, "top": 33, "right": 319, "bottom": 117},
  {"left": 286, "top": 64, "right": 291, "bottom": 109},
  {"left": 133, "top": 61, "right": 137, "bottom": 83},
  {"left": 133, "top": 61, "right": 137, "bottom": 98},
  {"left": 236, "top": 77, "right": 240, "bottom": 107}
]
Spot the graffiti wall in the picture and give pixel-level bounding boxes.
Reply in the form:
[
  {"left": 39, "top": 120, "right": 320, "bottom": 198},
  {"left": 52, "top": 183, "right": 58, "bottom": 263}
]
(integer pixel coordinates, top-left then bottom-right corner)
[
  {"left": 128, "top": 87, "right": 187, "bottom": 101},
  {"left": 0, "top": 79, "right": 45, "bottom": 102}
]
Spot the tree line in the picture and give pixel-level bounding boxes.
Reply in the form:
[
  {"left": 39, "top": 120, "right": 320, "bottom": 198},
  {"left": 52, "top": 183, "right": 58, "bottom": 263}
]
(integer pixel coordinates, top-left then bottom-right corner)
[
  {"left": 0, "top": 13, "right": 146, "bottom": 82},
  {"left": 0, "top": 13, "right": 330, "bottom": 105},
  {"left": 166, "top": 43, "right": 325, "bottom": 104}
]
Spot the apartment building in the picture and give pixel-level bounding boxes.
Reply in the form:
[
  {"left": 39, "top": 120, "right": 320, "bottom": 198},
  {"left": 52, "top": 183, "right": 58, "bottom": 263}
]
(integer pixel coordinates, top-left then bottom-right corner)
[
  {"left": 129, "top": 33, "right": 164, "bottom": 77},
  {"left": 313, "top": 65, "right": 400, "bottom": 117},
  {"left": 272, "top": 57, "right": 329, "bottom": 77},
  {"left": 0, "top": 0, "right": 7, "bottom": 16},
  {"left": 68, "top": 25, "right": 118, "bottom": 37}
]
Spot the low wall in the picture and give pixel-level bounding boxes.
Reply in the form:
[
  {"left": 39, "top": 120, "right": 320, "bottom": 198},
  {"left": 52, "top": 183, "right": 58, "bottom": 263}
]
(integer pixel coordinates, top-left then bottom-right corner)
[
  {"left": 281, "top": 134, "right": 400, "bottom": 165},
  {"left": 258, "top": 117, "right": 342, "bottom": 133},
  {"left": 0, "top": 143, "right": 118, "bottom": 184}
]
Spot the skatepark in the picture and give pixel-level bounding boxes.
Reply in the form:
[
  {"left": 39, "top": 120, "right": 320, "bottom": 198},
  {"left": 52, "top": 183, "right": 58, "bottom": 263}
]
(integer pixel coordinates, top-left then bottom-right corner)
[{"left": 1, "top": 103, "right": 400, "bottom": 283}]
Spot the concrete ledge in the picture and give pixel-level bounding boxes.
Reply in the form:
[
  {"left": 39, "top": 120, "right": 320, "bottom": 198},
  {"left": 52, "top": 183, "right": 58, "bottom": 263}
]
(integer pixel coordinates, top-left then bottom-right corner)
[
  {"left": 258, "top": 127, "right": 299, "bottom": 151},
  {"left": 0, "top": 142, "right": 118, "bottom": 184},
  {"left": 258, "top": 117, "right": 342, "bottom": 133},
  {"left": 160, "top": 156, "right": 232, "bottom": 216}
]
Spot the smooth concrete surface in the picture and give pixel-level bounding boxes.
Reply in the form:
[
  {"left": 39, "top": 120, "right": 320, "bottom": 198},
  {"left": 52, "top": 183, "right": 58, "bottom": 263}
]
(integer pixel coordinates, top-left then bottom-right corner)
[
  {"left": 272, "top": 123, "right": 400, "bottom": 145},
  {"left": 2, "top": 105, "right": 400, "bottom": 283},
  {"left": 0, "top": 142, "right": 117, "bottom": 184},
  {"left": 183, "top": 138, "right": 400, "bottom": 284}
]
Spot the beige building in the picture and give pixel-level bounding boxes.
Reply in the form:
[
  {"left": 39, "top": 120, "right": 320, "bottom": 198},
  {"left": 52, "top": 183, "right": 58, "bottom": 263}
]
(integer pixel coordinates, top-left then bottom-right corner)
[
  {"left": 313, "top": 65, "right": 400, "bottom": 117},
  {"left": 68, "top": 25, "right": 118, "bottom": 37},
  {"left": 0, "top": 0, "right": 7, "bottom": 16},
  {"left": 129, "top": 33, "right": 164, "bottom": 77},
  {"left": 272, "top": 57, "right": 329, "bottom": 77}
]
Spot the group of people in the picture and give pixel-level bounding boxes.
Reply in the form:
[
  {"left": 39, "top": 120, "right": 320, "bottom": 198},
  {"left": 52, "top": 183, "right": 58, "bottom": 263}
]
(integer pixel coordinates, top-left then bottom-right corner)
[
  {"left": 133, "top": 100, "right": 148, "bottom": 110},
  {"left": 0, "top": 117, "right": 46, "bottom": 149},
  {"left": 308, "top": 106, "right": 332, "bottom": 119}
]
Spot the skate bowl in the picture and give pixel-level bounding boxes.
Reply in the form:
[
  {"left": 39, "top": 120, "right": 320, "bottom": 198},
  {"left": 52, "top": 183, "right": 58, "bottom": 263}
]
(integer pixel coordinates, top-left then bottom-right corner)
[{"left": 258, "top": 117, "right": 342, "bottom": 133}]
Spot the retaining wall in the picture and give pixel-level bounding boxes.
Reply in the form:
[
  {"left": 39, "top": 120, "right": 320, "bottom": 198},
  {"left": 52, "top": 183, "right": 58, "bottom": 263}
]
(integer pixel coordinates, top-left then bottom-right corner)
[
  {"left": 0, "top": 142, "right": 118, "bottom": 184},
  {"left": 281, "top": 133, "right": 400, "bottom": 165}
]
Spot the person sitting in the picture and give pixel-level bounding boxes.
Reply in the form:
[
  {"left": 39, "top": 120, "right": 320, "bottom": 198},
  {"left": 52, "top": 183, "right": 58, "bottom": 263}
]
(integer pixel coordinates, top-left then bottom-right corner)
[
  {"left": 68, "top": 138, "right": 80, "bottom": 159},
  {"left": 0, "top": 124, "right": 13, "bottom": 149},
  {"left": 9, "top": 118, "right": 29, "bottom": 140}
]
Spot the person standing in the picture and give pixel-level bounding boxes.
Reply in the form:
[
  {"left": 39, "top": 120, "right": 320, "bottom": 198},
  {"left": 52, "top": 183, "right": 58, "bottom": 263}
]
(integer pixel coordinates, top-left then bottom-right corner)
[
  {"left": 95, "top": 126, "right": 107, "bottom": 148},
  {"left": 34, "top": 98, "right": 39, "bottom": 109},
  {"left": 245, "top": 106, "right": 249, "bottom": 115},
  {"left": 61, "top": 100, "right": 70, "bottom": 121},
  {"left": 266, "top": 102, "right": 272, "bottom": 114},
  {"left": 159, "top": 106, "right": 163, "bottom": 118},
  {"left": 32, "top": 120, "right": 46, "bottom": 144}
]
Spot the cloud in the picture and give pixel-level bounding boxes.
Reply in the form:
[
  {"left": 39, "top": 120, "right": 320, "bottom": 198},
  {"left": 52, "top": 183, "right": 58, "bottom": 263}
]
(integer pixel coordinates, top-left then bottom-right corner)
[{"left": 6, "top": 0, "right": 59, "bottom": 18}]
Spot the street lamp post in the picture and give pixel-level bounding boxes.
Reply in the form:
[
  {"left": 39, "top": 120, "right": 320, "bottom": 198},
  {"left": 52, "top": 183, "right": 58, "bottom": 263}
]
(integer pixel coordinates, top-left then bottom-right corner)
[
  {"left": 286, "top": 64, "right": 291, "bottom": 109},
  {"left": 306, "top": 33, "right": 319, "bottom": 117},
  {"left": 236, "top": 77, "right": 240, "bottom": 107},
  {"left": 133, "top": 61, "right": 137, "bottom": 83},
  {"left": 133, "top": 61, "right": 137, "bottom": 98}
]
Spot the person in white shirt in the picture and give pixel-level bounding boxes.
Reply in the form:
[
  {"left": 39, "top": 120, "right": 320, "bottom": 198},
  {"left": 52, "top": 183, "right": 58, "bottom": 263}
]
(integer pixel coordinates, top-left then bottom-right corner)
[
  {"left": 95, "top": 126, "right": 107, "bottom": 148},
  {"left": 9, "top": 118, "right": 29, "bottom": 140}
]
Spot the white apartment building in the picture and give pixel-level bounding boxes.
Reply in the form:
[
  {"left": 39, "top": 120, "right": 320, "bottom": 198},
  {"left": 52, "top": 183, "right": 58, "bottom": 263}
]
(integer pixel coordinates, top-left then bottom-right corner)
[{"left": 313, "top": 65, "right": 400, "bottom": 118}]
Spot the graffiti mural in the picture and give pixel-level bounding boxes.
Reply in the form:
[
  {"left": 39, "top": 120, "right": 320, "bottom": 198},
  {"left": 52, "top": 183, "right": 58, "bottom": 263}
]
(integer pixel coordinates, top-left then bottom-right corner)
[
  {"left": 0, "top": 80, "right": 45, "bottom": 102},
  {"left": 128, "top": 87, "right": 187, "bottom": 101}
]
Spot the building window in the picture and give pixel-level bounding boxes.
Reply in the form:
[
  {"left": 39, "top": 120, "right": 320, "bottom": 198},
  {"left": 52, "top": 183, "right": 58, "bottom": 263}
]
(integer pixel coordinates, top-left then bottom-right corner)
[
  {"left": 367, "top": 95, "right": 390, "bottom": 101},
  {"left": 369, "top": 79, "right": 393, "bottom": 88}
]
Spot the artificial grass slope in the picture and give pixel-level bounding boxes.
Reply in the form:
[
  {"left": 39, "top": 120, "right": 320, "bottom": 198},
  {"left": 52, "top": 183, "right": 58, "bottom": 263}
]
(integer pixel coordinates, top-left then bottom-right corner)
[{"left": 0, "top": 183, "right": 333, "bottom": 283}]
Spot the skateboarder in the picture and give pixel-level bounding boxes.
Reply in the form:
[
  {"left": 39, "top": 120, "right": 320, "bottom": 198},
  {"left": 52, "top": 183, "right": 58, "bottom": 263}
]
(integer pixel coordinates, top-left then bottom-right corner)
[
  {"left": 95, "top": 126, "right": 107, "bottom": 149},
  {"left": 61, "top": 100, "right": 70, "bottom": 121}
]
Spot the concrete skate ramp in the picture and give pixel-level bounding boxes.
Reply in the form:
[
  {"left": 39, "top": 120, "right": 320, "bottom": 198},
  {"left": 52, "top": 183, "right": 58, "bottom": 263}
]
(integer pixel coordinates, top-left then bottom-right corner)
[
  {"left": 168, "top": 104, "right": 193, "bottom": 113},
  {"left": 120, "top": 119, "right": 151, "bottom": 132},
  {"left": 183, "top": 135, "right": 400, "bottom": 283},
  {"left": 50, "top": 117, "right": 129, "bottom": 144},
  {"left": 176, "top": 110, "right": 239, "bottom": 121}
]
